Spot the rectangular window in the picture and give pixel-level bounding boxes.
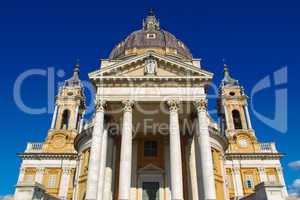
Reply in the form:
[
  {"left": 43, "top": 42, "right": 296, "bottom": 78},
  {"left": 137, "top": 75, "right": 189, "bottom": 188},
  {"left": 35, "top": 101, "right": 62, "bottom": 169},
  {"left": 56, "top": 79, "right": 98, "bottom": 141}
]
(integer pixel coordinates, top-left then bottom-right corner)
[
  {"left": 48, "top": 175, "right": 57, "bottom": 188},
  {"left": 147, "top": 33, "right": 156, "bottom": 39},
  {"left": 245, "top": 175, "right": 253, "bottom": 189},
  {"left": 144, "top": 141, "right": 158, "bottom": 157}
]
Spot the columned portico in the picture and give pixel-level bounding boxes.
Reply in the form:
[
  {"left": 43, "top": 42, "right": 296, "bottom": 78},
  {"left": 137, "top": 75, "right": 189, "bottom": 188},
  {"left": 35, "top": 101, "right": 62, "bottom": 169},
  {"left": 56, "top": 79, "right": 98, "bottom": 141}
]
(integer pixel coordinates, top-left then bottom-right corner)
[
  {"left": 86, "top": 99, "right": 106, "bottom": 200},
  {"left": 118, "top": 100, "right": 134, "bottom": 200},
  {"left": 167, "top": 100, "right": 184, "bottom": 200},
  {"left": 14, "top": 11, "right": 289, "bottom": 200},
  {"left": 195, "top": 98, "right": 217, "bottom": 200}
]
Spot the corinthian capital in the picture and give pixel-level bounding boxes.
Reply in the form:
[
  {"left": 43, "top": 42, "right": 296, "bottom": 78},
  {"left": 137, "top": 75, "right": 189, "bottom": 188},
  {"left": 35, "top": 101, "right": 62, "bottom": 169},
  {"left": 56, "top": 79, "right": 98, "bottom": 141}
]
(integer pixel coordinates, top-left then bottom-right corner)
[
  {"left": 194, "top": 98, "right": 208, "bottom": 112},
  {"left": 122, "top": 99, "right": 134, "bottom": 112},
  {"left": 95, "top": 98, "right": 106, "bottom": 112},
  {"left": 36, "top": 167, "right": 45, "bottom": 174},
  {"left": 167, "top": 99, "right": 180, "bottom": 112},
  {"left": 62, "top": 167, "right": 72, "bottom": 175}
]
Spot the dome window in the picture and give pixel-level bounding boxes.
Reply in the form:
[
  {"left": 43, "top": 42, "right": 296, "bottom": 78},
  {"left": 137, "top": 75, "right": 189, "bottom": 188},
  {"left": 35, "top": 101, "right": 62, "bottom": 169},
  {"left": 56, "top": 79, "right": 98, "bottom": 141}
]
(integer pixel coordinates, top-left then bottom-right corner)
[{"left": 147, "top": 33, "right": 156, "bottom": 39}]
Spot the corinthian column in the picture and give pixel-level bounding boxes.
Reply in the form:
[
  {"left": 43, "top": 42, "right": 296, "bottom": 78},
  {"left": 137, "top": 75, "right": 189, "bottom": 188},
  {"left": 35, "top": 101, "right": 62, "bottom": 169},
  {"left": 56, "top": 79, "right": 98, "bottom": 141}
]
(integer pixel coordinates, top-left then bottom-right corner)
[
  {"left": 167, "top": 99, "right": 184, "bottom": 200},
  {"left": 118, "top": 100, "right": 134, "bottom": 200},
  {"left": 103, "top": 135, "right": 115, "bottom": 200},
  {"left": 86, "top": 99, "right": 106, "bottom": 200},
  {"left": 97, "top": 128, "right": 109, "bottom": 200},
  {"left": 194, "top": 98, "right": 216, "bottom": 200}
]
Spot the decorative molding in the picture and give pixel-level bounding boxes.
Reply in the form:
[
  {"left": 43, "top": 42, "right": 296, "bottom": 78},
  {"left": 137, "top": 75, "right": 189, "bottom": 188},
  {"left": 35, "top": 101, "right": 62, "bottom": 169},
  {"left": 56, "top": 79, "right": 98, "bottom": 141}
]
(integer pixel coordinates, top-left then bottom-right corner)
[
  {"left": 194, "top": 98, "right": 208, "bottom": 112},
  {"left": 144, "top": 56, "right": 157, "bottom": 76},
  {"left": 122, "top": 99, "right": 135, "bottom": 112},
  {"left": 62, "top": 167, "right": 73, "bottom": 175},
  {"left": 36, "top": 167, "right": 45, "bottom": 174},
  {"left": 225, "top": 153, "right": 283, "bottom": 160},
  {"left": 95, "top": 98, "right": 106, "bottom": 112},
  {"left": 89, "top": 52, "right": 213, "bottom": 79},
  {"left": 18, "top": 153, "right": 77, "bottom": 160},
  {"left": 167, "top": 99, "right": 180, "bottom": 112}
]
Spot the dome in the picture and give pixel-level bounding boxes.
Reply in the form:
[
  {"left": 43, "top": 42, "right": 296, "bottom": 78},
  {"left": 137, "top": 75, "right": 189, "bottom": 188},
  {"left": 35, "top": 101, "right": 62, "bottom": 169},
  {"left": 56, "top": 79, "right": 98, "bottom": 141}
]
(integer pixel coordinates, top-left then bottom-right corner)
[{"left": 109, "top": 10, "right": 193, "bottom": 60}]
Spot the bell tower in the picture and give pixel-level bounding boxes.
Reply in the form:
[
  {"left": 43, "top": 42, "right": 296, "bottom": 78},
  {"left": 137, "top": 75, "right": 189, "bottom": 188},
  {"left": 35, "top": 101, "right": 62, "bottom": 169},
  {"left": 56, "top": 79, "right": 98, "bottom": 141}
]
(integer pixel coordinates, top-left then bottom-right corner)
[
  {"left": 43, "top": 62, "right": 86, "bottom": 153},
  {"left": 217, "top": 64, "right": 255, "bottom": 143}
]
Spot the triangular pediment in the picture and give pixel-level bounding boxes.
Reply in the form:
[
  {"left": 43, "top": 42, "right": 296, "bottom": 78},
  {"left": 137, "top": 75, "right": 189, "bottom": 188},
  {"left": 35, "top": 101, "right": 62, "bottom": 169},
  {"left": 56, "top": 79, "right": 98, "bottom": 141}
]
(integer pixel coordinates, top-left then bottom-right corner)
[
  {"left": 138, "top": 163, "right": 164, "bottom": 174},
  {"left": 89, "top": 52, "right": 213, "bottom": 80}
]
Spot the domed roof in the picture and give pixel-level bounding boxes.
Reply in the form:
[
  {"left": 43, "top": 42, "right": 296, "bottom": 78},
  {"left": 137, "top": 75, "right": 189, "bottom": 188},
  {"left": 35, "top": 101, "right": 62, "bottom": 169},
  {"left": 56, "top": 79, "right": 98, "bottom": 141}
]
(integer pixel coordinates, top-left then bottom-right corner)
[{"left": 109, "top": 10, "right": 193, "bottom": 60}]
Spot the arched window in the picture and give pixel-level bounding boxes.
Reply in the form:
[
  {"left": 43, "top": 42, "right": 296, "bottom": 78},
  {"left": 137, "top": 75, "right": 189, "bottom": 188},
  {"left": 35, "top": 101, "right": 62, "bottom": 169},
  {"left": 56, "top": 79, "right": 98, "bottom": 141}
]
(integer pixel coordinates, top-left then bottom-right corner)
[
  {"left": 61, "top": 109, "right": 70, "bottom": 129},
  {"left": 232, "top": 110, "right": 243, "bottom": 129}
]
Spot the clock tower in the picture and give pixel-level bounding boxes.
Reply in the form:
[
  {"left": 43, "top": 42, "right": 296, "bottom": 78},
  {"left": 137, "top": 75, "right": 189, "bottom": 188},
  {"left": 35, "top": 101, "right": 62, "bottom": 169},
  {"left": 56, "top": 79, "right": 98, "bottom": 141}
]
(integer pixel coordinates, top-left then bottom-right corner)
[
  {"left": 218, "top": 64, "right": 258, "bottom": 153},
  {"left": 43, "top": 62, "right": 86, "bottom": 153}
]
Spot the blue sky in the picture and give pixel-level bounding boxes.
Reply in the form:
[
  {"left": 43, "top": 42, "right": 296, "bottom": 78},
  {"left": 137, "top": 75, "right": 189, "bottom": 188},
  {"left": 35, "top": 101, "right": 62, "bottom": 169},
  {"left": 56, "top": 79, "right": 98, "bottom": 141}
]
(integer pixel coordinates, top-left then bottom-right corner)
[{"left": 0, "top": 0, "right": 299, "bottom": 196}]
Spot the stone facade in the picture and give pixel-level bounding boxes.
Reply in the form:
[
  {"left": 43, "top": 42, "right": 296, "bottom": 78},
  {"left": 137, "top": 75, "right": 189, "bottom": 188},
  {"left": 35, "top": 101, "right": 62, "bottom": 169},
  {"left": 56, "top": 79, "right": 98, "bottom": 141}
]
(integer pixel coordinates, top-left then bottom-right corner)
[{"left": 14, "top": 11, "right": 288, "bottom": 200}]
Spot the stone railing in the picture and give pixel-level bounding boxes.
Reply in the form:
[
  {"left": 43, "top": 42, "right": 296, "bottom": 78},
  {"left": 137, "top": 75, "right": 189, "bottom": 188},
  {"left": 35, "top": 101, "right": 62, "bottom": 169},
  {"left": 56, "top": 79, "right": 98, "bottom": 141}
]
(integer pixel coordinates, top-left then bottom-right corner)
[
  {"left": 15, "top": 182, "right": 60, "bottom": 200},
  {"left": 25, "top": 143, "right": 43, "bottom": 153},
  {"left": 240, "top": 182, "right": 286, "bottom": 200},
  {"left": 259, "top": 143, "right": 277, "bottom": 153}
]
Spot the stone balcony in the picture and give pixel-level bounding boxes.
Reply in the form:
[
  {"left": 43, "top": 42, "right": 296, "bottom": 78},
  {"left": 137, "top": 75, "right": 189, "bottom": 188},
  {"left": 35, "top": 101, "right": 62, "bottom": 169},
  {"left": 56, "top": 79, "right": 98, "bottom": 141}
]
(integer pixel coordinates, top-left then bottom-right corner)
[
  {"left": 25, "top": 143, "right": 44, "bottom": 153},
  {"left": 259, "top": 142, "right": 278, "bottom": 153}
]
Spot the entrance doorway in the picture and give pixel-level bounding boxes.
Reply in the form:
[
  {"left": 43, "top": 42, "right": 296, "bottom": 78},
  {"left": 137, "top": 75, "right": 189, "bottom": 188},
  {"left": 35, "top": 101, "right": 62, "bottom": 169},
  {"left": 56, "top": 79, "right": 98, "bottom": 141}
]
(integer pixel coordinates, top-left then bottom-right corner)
[{"left": 142, "top": 182, "right": 159, "bottom": 200}]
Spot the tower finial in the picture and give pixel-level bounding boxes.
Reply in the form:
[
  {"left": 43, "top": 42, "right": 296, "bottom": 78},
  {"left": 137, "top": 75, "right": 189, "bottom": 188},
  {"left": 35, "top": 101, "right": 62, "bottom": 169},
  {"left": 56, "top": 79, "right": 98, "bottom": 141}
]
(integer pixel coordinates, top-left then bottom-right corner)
[
  {"left": 223, "top": 63, "right": 229, "bottom": 74},
  {"left": 74, "top": 58, "right": 80, "bottom": 74},
  {"left": 72, "top": 58, "right": 80, "bottom": 82},
  {"left": 149, "top": 8, "right": 155, "bottom": 16}
]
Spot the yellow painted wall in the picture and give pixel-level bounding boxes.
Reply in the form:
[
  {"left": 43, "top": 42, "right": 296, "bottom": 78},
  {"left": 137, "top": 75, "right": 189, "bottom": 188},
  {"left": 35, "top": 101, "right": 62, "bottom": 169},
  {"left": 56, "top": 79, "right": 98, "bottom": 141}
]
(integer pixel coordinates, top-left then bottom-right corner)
[
  {"left": 240, "top": 168, "right": 260, "bottom": 195},
  {"left": 77, "top": 148, "right": 90, "bottom": 200},
  {"left": 43, "top": 168, "right": 62, "bottom": 197},
  {"left": 226, "top": 168, "right": 235, "bottom": 199},
  {"left": 212, "top": 148, "right": 225, "bottom": 200},
  {"left": 23, "top": 167, "right": 36, "bottom": 182}
]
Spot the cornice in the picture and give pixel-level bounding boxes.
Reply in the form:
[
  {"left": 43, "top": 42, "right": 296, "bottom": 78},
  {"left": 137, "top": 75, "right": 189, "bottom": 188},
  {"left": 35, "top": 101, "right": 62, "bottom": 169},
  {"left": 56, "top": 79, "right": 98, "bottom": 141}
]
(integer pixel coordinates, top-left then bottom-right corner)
[
  {"left": 225, "top": 152, "right": 284, "bottom": 160},
  {"left": 89, "top": 52, "right": 213, "bottom": 79},
  {"left": 18, "top": 152, "right": 77, "bottom": 160}
]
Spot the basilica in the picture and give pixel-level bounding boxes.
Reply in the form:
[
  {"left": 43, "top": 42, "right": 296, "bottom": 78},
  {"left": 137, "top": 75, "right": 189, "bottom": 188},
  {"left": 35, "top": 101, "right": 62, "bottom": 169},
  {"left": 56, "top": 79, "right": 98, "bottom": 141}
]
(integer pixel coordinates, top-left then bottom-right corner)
[{"left": 14, "top": 11, "right": 288, "bottom": 200}]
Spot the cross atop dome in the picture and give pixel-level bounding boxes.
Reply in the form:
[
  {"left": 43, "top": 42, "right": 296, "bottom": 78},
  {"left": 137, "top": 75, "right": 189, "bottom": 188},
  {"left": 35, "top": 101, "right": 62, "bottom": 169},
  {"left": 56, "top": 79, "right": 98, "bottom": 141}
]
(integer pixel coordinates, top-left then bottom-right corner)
[{"left": 143, "top": 8, "right": 160, "bottom": 31}]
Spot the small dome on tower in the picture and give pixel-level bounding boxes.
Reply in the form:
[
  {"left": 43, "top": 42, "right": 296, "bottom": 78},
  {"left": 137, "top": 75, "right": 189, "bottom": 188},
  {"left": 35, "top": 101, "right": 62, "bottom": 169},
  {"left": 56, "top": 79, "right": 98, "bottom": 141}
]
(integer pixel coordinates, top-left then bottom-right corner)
[
  {"left": 220, "top": 64, "right": 239, "bottom": 87},
  {"left": 109, "top": 10, "right": 193, "bottom": 60},
  {"left": 64, "top": 60, "right": 82, "bottom": 88}
]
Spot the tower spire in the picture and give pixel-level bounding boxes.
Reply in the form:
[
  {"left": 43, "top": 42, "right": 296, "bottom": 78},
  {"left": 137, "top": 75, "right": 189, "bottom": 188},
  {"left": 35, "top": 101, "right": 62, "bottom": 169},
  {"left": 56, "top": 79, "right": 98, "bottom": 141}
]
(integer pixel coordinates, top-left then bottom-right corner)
[
  {"left": 220, "top": 63, "right": 239, "bottom": 87},
  {"left": 148, "top": 8, "right": 155, "bottom": 16},
  {"left": 73, "top": 58, "right": 80, "bottom": 81},
  {"left": 63, "top": 59, "right": 82, "bottom": 87}
]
